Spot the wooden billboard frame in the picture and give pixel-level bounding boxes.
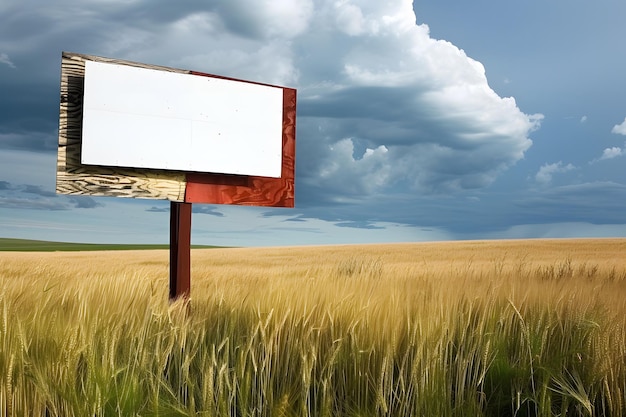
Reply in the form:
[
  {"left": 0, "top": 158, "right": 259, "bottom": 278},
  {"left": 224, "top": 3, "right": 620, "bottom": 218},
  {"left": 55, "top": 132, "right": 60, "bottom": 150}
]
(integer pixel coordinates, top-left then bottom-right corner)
[
  {"left": 56, "top": 52, "right": 296, "bottom": 299},
  {"left": 57, "top": 51, "right": 296, "bottom": 207}
]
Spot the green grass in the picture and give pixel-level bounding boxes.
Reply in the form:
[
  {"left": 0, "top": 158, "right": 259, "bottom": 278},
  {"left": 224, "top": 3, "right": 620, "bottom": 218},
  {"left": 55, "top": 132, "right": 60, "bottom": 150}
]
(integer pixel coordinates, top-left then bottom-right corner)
[{"left": 0, "top": 238, "right": 222, "bottom": 252}]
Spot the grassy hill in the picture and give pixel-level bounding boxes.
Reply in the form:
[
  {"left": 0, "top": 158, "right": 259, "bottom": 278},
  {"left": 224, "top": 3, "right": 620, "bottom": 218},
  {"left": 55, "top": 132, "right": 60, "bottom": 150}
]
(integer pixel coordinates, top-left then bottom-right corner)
[{"left": 0, "top": 237, "right": 221, "bottom": 252}]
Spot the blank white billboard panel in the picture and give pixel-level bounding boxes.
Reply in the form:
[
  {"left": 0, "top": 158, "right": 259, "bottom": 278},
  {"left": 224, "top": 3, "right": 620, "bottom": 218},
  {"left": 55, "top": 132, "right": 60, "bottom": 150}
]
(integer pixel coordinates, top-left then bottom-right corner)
[{"left": 81, "top": 60, "right": 284, "bottom": 178}]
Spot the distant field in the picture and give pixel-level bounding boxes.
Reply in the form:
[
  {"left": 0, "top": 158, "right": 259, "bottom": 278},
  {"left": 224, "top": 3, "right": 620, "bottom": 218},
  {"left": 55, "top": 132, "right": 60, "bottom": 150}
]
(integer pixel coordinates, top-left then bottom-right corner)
[
  {"left": 1, "top": 238, "right": 625, "bottom": 416},
  {"left": 0, "top": 237, "right": 221, "bottom": 251}
]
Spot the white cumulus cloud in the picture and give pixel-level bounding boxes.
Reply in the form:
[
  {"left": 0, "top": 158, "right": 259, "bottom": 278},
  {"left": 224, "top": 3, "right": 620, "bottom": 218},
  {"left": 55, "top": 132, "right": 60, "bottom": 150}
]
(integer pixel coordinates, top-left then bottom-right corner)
[
  {"left": 296, "top": 0, "right": 541, "bottom": 195},
  {"left": 611, "top": 117, "right": 626, "bottom": 135},
  {"left": 535, "top": 162, "right": 575, "bottom": 184},
  {"left": 316, "top": 138, "right": 390, "bottom": 198},
  {"left": 599, "top": 146, "right": 624, "bottom": 160}
]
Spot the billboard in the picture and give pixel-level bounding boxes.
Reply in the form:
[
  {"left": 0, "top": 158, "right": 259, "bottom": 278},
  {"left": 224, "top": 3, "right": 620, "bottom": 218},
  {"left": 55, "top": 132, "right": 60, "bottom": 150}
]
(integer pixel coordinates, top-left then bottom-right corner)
[{"left": 56, "top": 52, "right": 296, "bottom": 207}]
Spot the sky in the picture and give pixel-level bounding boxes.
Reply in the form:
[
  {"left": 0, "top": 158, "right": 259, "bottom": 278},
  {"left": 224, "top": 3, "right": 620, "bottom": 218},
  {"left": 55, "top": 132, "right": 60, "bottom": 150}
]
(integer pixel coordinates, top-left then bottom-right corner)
[{"left": 1, "top": 0, "right": 626, "bottom": 247}]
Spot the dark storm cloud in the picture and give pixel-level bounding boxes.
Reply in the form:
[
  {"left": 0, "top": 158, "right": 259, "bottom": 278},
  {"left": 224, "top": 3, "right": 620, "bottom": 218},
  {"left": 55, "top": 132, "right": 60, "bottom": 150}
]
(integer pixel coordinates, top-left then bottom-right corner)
[
  {"left": 0, "top": 129, "right": 58, "bottom": 152},
  {"left": 111, "top": 0, "right": 212, "bottom": 25},
  {"left": 268, "top": 179, "right": 626, "bottom": 238},
  {"left": 513, "top": 182, "right": 626, "bottom": 225},
  {"left": 0, "top": 80, "right": 59, "bottom": 151}
]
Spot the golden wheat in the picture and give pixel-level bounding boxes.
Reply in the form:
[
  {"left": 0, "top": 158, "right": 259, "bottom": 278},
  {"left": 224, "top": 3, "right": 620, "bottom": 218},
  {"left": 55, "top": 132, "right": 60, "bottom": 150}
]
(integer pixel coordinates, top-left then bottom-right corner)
[{"left": 0, "top": 238, "right": 625, "bottom": 416}]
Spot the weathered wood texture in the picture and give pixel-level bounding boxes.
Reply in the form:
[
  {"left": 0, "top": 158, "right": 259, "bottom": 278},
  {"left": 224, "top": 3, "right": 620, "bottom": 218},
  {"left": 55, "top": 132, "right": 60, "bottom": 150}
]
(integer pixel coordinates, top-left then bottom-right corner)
[
  {"left": 57, "top": 52, "right": 188, "bottom": 201},
  {"left": 56, "top": 52, "right": 296, "bottom": 207}
]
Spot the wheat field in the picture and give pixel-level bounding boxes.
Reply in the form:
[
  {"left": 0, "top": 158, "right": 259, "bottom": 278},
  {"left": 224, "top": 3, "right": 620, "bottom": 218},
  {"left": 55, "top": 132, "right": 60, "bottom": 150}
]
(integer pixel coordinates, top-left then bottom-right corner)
[{"left": 1, "top": 238, "right": 625, "bottom": 416}]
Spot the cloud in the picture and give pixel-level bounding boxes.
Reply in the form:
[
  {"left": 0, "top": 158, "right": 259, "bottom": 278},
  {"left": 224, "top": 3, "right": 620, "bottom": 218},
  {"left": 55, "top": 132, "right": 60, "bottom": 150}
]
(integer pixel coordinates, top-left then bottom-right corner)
[
  {"left": 0, "top": 181, "right": 65, "bottom": 210},
  {"left": 612, "top": 117, "right": 626, "bottom": 135},
  {"left": 213, "top": 0, "right": 314, "bottom": 39},
  {"left": 590, "top": 143, "right": 626, "bottom": 163},
  {"left": 0, "top": 130, "right": 58, "bottom": 152},
  {"left": 294, "top": 0, "right": 541, "bottom": 196},
  {"left": 580, "top": 115, "right": 587, "bottom": 123},
  {"left": 0, "top": 181, "right": 103, "bottom": 210},
  {"left": 68, "top": 196, "right": 104, "bottom": 209},
  {"left": 311, "top": 137, "right": 391, "bottom": 199},
  {"left": 193, "top": 205, "right": 225, "bottom": 216},
  {"left": 0, "top": 53, "right": 16, "bottom": 68},
  {"left": 23, "top": 184, "right": 56, "bottom": 197},
  {"left": 335, "top": 220, "right": 385, "bottom": 230},
  {"left": 188, "top": 205, "right": 453, "bottom": 246},
  {"left": 535, "top": 161, "right": 575, "bottom": 184},
  {"left": 282, "top": 216, "right": 308, "bottom": 223},
  {"left": 0, "top": 197, "right": 67, "bottom": 211},
  {"left": 146, "top": 206, "right": 169, "bottom": 213},
  {"left": 514, "top": 182, "right": 626, "bottom": 225},
  {"left": 0, "top": 0, "right": 541, "bottom": 204},
  {"left": 599, "top": 146, "right": 624, "bottom": 160}
]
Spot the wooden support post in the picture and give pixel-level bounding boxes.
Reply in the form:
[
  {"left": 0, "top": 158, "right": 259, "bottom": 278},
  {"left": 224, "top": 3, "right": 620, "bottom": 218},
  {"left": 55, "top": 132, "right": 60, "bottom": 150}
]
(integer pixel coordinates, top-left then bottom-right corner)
[{"left": 170, "top": 201, "right": 192, "bottom": 301}]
